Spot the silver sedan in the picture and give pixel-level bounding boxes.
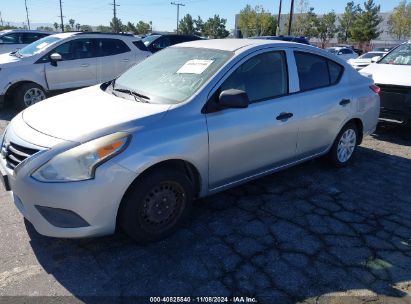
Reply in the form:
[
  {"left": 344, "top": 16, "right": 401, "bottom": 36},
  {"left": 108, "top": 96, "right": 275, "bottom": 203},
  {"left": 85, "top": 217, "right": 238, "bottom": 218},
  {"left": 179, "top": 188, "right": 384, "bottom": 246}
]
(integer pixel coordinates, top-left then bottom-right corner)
[{"left": 0, "top": 39, "right": 380, "bottom": 243}]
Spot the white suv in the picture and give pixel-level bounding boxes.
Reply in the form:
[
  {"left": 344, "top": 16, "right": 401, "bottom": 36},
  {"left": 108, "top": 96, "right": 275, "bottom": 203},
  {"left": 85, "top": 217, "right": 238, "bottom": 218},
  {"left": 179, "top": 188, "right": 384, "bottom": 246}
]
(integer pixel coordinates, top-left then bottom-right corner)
[
  {"left": 0, "top": 30, "right": 52, "bottom": 55},
  {"left": 0, "top": 32, "right": 151, "bottom": 109}
]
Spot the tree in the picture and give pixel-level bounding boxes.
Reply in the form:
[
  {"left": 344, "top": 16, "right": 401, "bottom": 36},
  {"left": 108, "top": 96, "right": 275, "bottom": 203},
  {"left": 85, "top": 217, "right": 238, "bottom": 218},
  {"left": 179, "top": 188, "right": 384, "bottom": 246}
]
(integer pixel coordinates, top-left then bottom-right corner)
[
  {"left": 338, "top": 1, "right": 361, "bottom": 43},
  {"left": 64, "top": 24, "right": 71, "bottom": 32},
  {"left": 80, "top": 25, "right": 93, "bottom": 32},
  {"left": 316, "top": 11, "right": 337, "bottom": 48},
  {"left": 37, "top": 26, "right": 53, "bottom": 31},
  {"left": 179, "top": 14, "right": 195, "bottom": 35},
  {"left": 68, "top": 19, "right": 75, "bottom": 30},
  {"left": 75, "top": 23, "right": 81, "bottom": 31},
  {"left": 351, "top": 0, "right": 383, "bottom": 44},
  {"left": 293, "top": 1, "right": 318, "bottom": 37},
  {"left": 194, "top": 16, "right": 205, "bottom": 36},
  {"left": 388, "top": 0, "right": 411, "bottom": 40},
  {"left": 126, "top": 22, "right": 137, "bottom": 34},
  {"left": 238, "top": 5, "right": 277, "bottom": 37},
  {"left": 96, "top": 25, "right": 112, "bottom": 32},
  {"left": 53, "top": 22, "right": 59, "bottom": 31},
  {"left": 203, "top": 15, "right": 229, "bottom": 38},
  {"left": 136, "top": 21, "right": 151, "bottom": 35},
  {"left": 110, "top": 17, "right": 124, "bottom": 32}
]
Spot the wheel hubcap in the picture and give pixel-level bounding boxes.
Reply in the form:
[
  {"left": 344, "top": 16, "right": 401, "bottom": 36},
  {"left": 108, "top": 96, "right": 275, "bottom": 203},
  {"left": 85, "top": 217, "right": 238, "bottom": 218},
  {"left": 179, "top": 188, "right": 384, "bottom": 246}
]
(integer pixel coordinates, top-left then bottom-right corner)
[
  {"left": 23, "top": 88, "right": 46, "bottom": 106},
  {"left": 140, "top": 182, "right": 185, "bottom": 230},
  {"left": 337, "top": 129, "right": 356, "bottom": 163}
]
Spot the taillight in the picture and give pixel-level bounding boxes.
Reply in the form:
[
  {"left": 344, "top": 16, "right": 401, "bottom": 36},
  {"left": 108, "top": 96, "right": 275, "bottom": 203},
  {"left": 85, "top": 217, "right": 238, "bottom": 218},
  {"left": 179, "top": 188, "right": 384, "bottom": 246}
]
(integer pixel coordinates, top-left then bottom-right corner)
[{"left": 370, "top": 84, "right": 381, "bottom": 94}]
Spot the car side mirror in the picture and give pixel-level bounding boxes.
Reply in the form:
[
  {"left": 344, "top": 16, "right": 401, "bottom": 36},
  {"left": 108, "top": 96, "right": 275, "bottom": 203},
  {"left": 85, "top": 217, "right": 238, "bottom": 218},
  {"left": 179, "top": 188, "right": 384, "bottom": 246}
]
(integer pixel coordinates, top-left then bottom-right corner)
[
  {"left": 219, "top": 89, "right": 249, "bottom": 109},
  {"left": 337, "top": 51, "right": 343, "bottom": 55},
  {"left": 50, "top": 53, "right": 62, "bottom": 66},
  {"left": 371, "top": 56, "right": 381, "bottom": 63}
]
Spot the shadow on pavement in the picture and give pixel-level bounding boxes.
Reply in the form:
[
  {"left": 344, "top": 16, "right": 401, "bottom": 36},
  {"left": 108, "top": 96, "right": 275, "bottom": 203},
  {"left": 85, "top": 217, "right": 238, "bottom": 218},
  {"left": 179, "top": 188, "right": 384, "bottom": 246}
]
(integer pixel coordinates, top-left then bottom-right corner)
[
  {"left": 21, "top": 124, "right": 411, "bottom": 303},
  {"left": 372, "top": 121, "right": 411, "bottom": 147}
]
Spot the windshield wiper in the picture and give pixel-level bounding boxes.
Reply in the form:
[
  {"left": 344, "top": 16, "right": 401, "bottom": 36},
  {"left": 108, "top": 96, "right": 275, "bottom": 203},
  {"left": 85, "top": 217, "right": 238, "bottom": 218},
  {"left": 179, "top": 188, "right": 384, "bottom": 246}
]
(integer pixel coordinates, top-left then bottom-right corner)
[
  {"left": 113, "top": 88, "right": 151, "bottom": 103},
  {"left": 9, "top": 51, "right": 21, "bottom": 58}
]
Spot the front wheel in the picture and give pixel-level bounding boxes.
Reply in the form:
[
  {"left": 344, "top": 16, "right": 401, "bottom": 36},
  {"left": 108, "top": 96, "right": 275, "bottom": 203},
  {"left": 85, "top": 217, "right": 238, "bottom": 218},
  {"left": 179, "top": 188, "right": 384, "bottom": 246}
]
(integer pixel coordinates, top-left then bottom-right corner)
[
  {"left": 328, "top": 122, "right": 359, "bottom": 167},
  {"left": 119, "top": 168, "right": 193, "bottom": 243},
  {"left": 15, "top": 83, "right": 47, "bottom": 110}
]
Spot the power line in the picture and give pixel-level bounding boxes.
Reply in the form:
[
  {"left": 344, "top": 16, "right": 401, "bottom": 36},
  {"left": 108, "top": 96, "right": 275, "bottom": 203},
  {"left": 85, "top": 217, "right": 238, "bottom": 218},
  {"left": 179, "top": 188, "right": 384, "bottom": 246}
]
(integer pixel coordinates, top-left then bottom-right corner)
[
  {"left": 24, "top": 0, "right": 31, "bottom": 30},
  {"left": 58, "top": 0, "right": 65, "bottom": 32},
  {"left": 171, "top": 2, "right": 185, "bottom": 34}
]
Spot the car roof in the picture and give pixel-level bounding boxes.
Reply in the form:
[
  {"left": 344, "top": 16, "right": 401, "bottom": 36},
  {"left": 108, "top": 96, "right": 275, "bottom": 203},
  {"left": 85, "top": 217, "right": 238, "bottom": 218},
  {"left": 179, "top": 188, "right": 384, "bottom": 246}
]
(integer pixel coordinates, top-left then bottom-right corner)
[
  {"left": 176, "top": 38, "right": 307, "bottom": 52},
  {"left": 48, "top": 31, "right": 139, "bottom": 40},
  {"left": 0, "top": 29, "right": 53, "bottom": 35}
]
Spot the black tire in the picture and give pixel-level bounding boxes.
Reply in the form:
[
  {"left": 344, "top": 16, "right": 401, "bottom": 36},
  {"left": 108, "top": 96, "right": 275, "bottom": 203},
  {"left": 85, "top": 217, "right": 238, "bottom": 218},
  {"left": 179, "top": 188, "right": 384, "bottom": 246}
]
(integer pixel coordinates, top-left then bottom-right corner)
[
  {"left": 119, "top": 168, "right": 193, "bottom": 243},
  {"left": 328, "top": 122, "right": 359, "bottom": 167},
  {"left": 14, "top": 83, "right": 47, "bottom": 110}
]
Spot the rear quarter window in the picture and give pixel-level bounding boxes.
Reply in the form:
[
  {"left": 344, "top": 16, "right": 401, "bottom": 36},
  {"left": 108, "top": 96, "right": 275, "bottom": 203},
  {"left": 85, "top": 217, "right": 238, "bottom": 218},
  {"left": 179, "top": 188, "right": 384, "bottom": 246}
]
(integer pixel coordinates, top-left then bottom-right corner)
[
  {"left": 132, "top": 40, "right": 149, "bottom": 51},
  {"left": 294, "top": 51, "right": 344, "bottom": 92}
]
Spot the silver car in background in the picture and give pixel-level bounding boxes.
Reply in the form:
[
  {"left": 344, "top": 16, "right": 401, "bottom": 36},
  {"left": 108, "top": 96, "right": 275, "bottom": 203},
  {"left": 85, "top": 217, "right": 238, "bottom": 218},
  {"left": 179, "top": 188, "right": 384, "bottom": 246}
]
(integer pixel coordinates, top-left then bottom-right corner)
[{"left": 0, "top": 39, "right": 380, "bottom": 243}]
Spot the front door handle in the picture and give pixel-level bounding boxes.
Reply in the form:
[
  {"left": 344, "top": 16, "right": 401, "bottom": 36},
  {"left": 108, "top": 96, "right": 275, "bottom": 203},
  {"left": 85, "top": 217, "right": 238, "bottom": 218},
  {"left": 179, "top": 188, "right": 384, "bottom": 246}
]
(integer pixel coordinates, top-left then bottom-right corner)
[
  {"left": 122, "top": 58, "right": 130, "bottom": 62},
  {"left": 276, "top": 112, "right": 293, "bottom": 121},
  {"left": 339, "top": 99, "right": 351, "bottom": 106},
  {"left": 80, "top": 63, "right": 90, "bottom": 67}
]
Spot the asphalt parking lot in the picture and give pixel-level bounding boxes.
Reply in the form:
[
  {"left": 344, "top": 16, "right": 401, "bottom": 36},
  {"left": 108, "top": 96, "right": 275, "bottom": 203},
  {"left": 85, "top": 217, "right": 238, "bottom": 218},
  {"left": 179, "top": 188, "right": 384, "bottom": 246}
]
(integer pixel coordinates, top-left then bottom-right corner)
[{"left": 0, "top": 108, "right": 410, "bottom": 304}]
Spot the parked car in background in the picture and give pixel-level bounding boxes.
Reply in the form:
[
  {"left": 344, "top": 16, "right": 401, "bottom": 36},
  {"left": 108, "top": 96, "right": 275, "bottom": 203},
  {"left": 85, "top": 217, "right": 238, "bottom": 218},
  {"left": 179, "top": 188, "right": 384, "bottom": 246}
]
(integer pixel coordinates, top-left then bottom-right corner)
[
  {"left": 0, "top": 39, "right": 380, "bottom": 243},
  {"left": 142, "top": 34, "right": 203, "bottom": 53},
  {"left": 336, "top": 45, "right": 363, "bottom": 56},
  {"left": 361, "top": 41, "right": 411, "bottom": 123},
  {"left": 373, "top": 47, "right": 393, "bottom": 52},
  {"left": 250, "top": 35, "right": 310, "bottom": 45},
  {"left": 348, "top": 51, "right": 387, "bottom": 71},
  {"left": 326, "top": 47, "right": 359, "bottom": 61},
  {"left": 0, "top": 32, "right": 151, "bottom": 109},
  {"left": 0, "top": 29, "right": 52, "bottom": 55}
]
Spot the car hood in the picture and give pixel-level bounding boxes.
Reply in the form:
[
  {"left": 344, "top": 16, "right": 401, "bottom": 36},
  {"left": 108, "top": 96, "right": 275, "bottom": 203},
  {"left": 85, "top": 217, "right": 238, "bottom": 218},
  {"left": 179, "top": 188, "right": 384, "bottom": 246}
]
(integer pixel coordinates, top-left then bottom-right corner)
[
  {"left": 22, "top": 85, "right": 171, "bottom": 142},
  {"left": 360, "top": 63, "right": 411, "bottom": 86},
  {"left": 0, "top": 52, "right": 35, "bottom": 67}
]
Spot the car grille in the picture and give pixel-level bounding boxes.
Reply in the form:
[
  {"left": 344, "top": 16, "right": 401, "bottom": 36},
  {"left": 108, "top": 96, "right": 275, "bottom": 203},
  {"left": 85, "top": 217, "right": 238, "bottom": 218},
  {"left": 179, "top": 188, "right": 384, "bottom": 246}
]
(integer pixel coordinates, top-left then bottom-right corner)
[
  {"left": 1, "top": 141, "right": 39, "bottom": 170},
  {"left": 376, "top": 84, "right": 411, "bottom": 111}
]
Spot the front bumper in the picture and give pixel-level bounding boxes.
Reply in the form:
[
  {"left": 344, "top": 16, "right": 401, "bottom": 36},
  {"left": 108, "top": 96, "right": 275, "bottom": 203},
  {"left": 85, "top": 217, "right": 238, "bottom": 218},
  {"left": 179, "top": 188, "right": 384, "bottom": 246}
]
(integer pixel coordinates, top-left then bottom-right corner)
[{"left": 1, "top": 126, "right": 138, "bottom": 238}]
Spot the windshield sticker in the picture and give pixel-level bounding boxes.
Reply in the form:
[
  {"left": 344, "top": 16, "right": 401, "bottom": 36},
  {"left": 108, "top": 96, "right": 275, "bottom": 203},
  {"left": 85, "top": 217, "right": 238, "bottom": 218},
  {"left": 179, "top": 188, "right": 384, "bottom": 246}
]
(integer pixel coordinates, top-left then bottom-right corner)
[
  {"left": 177, "top": 59, "right": 214, "bottom": 74},
  {"left": 36, "top": 42, "right": 49, "bottom": 49}
]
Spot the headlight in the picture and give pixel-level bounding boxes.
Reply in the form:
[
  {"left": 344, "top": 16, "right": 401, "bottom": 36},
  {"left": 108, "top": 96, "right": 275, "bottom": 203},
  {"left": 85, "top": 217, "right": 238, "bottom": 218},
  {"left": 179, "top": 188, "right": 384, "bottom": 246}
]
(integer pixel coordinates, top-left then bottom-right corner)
[{"left": 32, "top": 132, "right": 130, "bottom": 182}]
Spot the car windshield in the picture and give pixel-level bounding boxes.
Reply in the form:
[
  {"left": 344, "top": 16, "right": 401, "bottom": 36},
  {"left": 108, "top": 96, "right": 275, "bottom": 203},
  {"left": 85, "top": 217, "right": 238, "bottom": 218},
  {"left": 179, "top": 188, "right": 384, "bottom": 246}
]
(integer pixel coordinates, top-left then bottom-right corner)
[
  {"left": 142, "top": 35, "right": 160, "bottom": 46},
  {"left": 113, "top": 47, "right": 233, "bottom": 104},
  {"left": 379, "top": 44, "right": 411, "bottom": 65},
  {"left": 18, "top": 36, "right": 61, "bottom": 57},
  {"left": 359, "top": 52, "right": 382, "bottom": 59},
  {"left": 326, "top": 48, "right": 337, "bottom": 54}
]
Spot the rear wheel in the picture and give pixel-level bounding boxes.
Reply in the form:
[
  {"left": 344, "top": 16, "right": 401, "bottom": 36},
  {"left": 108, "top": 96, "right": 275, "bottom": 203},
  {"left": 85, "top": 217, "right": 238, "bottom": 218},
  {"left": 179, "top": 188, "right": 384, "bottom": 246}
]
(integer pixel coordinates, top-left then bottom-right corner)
[
  {"left": 14, "top": 83, "right": 47, "bottom": 110},
  {"left": 328, "top": 122, "right": 359, "bottom": 167},
  {"left": 119, "top": 168, "right": 193, "bottom": 243}
]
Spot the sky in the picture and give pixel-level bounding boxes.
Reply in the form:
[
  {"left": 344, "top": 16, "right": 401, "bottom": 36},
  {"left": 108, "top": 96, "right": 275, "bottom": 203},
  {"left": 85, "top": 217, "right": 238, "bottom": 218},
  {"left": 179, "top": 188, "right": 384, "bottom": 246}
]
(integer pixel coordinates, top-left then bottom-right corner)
[{"left": 0, "top": 0, "right": 402, "bottom": 31}]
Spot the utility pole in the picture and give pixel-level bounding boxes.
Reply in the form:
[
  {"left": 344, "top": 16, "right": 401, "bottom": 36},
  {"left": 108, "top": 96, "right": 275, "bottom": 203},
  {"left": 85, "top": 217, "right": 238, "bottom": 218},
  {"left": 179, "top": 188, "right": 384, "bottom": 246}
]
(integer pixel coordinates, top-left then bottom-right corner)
[
  {"left": 24, "top": 0, "right": 31, "bottom": 30},
  {"left": 0, "top": 11, "right": 3, "bottom": 27},
  {"left": 59, "top": 0, "right": 64, "bottom": 32},
  {"left": 110, "top": 0, "right": 120, "bottom": 32},
  {"left": 276, "top": 0, "right": 282, "bottom": 35},
  {"left": 287, "top": 0, "right": 295, "bottom": 36},
  {"left": 171, "top": 2, "right": 185, "bottom": 34}
]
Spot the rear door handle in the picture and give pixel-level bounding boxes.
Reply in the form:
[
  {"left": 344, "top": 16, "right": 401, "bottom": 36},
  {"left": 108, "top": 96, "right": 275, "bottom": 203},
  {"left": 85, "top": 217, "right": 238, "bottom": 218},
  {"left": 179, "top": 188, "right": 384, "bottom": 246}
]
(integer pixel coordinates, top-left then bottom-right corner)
[
  {"left": 339, "top": 99, "right": 351, "bottom": 106},
  {"left": 276, "top": 112, "right": 293, "bottom": 121},
  {"left": 122, "top": 58, "right": 130, "bottom": 62},
  {"left": 80, "top": 63, "right": 90, "bottom": 67}
]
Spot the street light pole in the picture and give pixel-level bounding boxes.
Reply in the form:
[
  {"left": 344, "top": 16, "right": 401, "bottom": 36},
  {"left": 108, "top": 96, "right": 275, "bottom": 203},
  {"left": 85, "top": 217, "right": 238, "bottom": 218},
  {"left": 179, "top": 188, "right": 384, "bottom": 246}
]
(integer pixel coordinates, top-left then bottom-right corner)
[
  {"left": 24, "top": 0, "right": 31, "bottom": 30},
  {"left": 276, "top": 0, "right": 282, "bottom": 35},
  {"left": 171, "top": 2, "right": 185, "bottom": 33},
  {"left": 288, "top": 0, "right": 295, "bottom": 36}
]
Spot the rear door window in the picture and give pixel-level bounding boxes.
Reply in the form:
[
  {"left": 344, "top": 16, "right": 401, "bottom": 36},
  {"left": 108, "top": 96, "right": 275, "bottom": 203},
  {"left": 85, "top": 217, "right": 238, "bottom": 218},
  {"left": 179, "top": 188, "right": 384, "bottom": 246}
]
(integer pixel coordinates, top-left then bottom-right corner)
[
  {"left": 294, "top": 51, "right": 344, "bottom": 91},
  {"left": 95, "top": 38, "right": 131, "bottom": 56}
]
